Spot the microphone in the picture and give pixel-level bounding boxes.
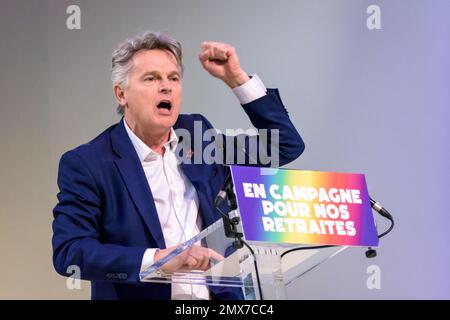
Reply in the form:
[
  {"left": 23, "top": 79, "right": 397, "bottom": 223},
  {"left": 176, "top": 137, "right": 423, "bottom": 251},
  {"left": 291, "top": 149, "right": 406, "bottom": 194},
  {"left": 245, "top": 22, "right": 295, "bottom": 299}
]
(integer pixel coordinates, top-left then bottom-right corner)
[
  {"left": 214, "top": 172, "right": 232, "bottom": 209},
  {"left": 365, "top": 197, "right": 395, "bottom": 258},
  {"left": 213, "top": 170, "right": 243, "bottom": 248},
  {"left": 370, "top": 197, "right": 392, "bottom": 219}
]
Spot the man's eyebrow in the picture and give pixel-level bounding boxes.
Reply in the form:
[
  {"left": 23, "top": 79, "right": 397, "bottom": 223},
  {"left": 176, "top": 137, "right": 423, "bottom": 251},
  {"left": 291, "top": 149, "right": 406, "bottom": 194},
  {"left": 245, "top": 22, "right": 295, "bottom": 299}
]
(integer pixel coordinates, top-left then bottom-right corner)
[
  {"left": 141, "top": 71, "right": 159, "bottom": 77},
  {"left": 140, "top": 70, "right": 181, "bottom": 77}
]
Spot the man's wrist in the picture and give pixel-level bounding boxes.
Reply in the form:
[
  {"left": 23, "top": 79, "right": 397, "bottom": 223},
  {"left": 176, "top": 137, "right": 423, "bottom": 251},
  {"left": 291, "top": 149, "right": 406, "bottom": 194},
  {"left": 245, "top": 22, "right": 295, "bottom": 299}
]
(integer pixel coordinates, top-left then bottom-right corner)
[
  {"left": 232, "top": 74, "right": 267, "bottom": 105},
  {"left": 153, "top": 249, "right": 160, "bottom": 262},
  {"left": 140, "top": 248, "right": 159, "bottom": 273},
  {"left": 226, "top": 72, "right": 250, "bottom": 88}
]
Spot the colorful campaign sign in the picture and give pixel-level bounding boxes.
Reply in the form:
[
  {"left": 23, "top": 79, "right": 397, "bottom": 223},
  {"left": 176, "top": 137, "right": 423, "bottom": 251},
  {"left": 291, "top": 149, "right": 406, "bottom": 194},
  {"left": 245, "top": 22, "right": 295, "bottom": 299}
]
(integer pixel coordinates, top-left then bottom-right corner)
[{"left": 230, "top": 166, "right": 379, "bottom": 247}]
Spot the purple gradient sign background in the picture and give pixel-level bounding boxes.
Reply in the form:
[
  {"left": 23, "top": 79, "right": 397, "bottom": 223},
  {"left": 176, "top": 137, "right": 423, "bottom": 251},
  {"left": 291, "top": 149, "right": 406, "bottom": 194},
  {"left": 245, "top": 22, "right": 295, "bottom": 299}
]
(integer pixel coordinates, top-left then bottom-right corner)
[{"left": 231, "top": 166, "right": 379, "bottom": 246}]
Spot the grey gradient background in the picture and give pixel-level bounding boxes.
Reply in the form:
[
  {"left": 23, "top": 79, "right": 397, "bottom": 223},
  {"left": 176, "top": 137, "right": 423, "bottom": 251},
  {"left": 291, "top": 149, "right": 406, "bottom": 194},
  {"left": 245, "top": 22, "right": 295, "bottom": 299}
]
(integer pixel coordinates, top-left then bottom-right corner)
[{"left": 0, "top": 0, "right": 449, "bottom": 299}]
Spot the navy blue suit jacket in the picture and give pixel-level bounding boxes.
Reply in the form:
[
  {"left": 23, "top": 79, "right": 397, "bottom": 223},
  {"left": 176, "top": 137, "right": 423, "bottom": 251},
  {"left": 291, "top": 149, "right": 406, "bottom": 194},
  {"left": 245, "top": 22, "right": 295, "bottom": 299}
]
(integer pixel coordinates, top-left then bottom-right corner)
[{"left": 52, "top": 89, "right": 305, "bottom": 299}]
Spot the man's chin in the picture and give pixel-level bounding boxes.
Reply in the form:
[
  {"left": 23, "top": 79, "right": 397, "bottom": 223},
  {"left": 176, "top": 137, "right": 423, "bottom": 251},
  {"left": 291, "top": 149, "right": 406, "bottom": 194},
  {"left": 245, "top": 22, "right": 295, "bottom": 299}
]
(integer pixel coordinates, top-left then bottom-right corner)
[
  {"left": 153, "top": 116, "right": 178, "bottom": 132},
  {"left": 160, "top": 116, "right": 178, "bottom": 128}
]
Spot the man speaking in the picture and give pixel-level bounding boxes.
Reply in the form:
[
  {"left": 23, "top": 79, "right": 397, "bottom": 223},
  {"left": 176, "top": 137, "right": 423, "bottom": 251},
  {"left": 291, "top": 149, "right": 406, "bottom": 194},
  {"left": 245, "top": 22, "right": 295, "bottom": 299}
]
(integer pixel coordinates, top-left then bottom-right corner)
[{"left": 52, "top": 31, "right": 305, "bottom": 300}]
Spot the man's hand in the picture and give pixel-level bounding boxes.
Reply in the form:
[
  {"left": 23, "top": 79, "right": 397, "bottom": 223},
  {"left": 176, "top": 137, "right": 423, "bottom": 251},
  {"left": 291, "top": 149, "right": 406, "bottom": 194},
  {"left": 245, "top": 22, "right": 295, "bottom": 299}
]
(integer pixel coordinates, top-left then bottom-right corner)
[
  {"left": 199, "top": 42, "right": 250, "bottom": 88},
  {"left": 154, "top": 245, "right": 224, "bottom": 273}
]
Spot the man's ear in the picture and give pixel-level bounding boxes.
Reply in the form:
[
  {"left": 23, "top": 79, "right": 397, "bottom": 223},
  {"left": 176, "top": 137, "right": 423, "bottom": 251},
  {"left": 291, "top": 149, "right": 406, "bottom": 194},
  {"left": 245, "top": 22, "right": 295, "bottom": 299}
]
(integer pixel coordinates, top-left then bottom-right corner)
[{"left": 113, "top": 84, "right": 127, "bottom": 106}]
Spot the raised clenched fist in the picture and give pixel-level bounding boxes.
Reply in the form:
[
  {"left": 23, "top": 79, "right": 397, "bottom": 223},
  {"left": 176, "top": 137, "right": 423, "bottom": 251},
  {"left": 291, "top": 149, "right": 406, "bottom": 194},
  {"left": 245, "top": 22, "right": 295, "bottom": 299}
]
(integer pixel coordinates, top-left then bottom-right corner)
[{"left": 199, "top": 41, "right": 250, "bottom": 88}]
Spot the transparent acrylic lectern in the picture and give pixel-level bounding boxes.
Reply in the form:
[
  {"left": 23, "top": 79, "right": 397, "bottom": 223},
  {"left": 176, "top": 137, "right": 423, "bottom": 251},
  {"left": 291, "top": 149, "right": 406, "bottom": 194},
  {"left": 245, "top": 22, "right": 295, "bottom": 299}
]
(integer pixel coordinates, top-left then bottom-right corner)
[{"left": 139, "top": 217, "right": 347, "bottom": 300}]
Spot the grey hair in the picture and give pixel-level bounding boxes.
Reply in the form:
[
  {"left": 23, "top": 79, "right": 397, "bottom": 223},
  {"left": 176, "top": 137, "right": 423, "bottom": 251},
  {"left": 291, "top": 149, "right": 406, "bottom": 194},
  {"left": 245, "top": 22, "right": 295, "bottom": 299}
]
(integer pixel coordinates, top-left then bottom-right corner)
[{"left": 111, "top": 31, "right": 184, "bottom": 115}]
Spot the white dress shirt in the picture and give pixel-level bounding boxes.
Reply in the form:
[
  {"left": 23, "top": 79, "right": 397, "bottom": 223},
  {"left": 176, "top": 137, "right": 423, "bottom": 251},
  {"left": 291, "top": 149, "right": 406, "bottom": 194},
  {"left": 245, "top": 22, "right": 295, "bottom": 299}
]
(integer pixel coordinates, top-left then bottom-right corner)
[{"left": 127, "top": 75, "right": 267, "bottom": 299}]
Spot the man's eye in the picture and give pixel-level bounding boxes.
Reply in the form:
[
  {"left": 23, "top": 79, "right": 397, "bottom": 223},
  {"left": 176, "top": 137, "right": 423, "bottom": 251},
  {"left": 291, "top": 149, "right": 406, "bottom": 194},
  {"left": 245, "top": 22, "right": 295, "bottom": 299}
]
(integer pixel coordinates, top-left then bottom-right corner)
[
  {"left": 144, "top": 77, "right": 154, "bottom": 81},
  {"left": 170, "top": 77, "right": 179, "bottom": 82}
]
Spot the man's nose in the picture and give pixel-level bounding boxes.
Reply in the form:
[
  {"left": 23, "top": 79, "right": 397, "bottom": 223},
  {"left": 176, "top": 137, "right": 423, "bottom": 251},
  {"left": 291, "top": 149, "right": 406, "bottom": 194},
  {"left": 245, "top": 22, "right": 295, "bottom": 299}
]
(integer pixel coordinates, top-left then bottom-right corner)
[{"left": 158, "top": 78, "right": 172, "bottom": 94}]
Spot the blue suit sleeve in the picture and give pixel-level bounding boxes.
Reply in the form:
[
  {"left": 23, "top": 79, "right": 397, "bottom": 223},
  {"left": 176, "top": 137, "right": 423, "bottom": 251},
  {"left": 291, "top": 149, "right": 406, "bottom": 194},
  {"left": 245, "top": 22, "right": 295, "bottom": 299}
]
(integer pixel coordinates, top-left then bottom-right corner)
[
  {"left": 198, "top": 88, "right": 305, "bottom": 167},
  {"left": 52, "top": 151, "right": 147, "bottom": 283}
]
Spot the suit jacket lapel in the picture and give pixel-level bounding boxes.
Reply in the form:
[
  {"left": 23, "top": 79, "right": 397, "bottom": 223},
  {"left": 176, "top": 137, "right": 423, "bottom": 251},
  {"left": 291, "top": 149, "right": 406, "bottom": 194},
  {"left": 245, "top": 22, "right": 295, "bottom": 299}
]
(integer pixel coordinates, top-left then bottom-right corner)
[
  {"left": 174, "top": 116, "right": 220, "bottom": 228},
  {"left": 110, "top": 119, "right": 166, "bottom": 249},
  {"left": 173, "top": 118, "right": 213, "bottom": 227},
  {"left": 180, "top": 163, "right": 216, "bottom": 228}
]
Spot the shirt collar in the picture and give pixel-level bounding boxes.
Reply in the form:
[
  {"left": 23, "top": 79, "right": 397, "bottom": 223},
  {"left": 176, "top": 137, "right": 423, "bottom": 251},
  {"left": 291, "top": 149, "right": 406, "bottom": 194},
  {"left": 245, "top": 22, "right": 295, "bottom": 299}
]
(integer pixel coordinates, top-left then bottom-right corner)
[{"left": 123, "top": 118, "right": 179, "bottom": 162}]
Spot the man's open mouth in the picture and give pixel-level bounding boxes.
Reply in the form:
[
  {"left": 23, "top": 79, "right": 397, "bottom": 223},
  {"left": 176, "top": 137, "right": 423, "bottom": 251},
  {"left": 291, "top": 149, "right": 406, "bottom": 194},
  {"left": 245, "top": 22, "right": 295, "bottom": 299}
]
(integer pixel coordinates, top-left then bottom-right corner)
[{"left": 157, "top": 100, "right": 172, "bottom": 111}]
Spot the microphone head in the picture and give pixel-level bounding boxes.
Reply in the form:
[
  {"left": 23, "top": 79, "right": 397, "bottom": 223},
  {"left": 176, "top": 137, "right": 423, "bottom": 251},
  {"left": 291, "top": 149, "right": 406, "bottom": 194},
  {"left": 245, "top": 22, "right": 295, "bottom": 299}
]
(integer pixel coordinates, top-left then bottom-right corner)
[{"left": 214, "top": 190, "right": 227, "bottom": 208}]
